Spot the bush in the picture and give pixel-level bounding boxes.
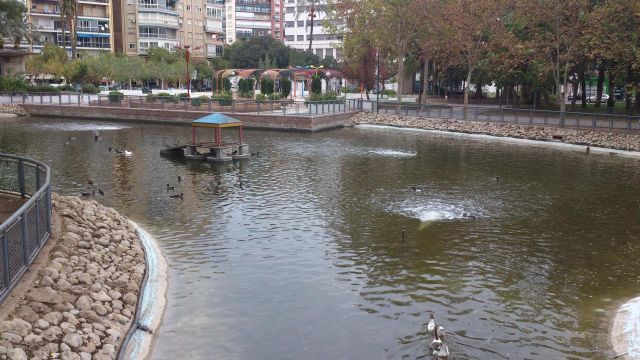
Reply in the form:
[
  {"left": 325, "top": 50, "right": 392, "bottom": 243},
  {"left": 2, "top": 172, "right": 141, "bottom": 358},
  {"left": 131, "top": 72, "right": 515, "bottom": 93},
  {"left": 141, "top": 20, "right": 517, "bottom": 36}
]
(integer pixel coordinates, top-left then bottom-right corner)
[
  {"left": 213, "top": 91, "right": 232, "bottom": 106},
  {"left": 0, "top": 76, "right": 27, "bottom": 92},
  {"left": 108, "top": 91, "right": 124, "bottom": 102},
  {"left": 58, "top": 84, "right": 75, "bottom": 92},
  {"left": 26, "top": 84, "right": 60, "bottom": 93},
  {"left": 178, "top": 93, "right": 190, "bottom": 101},
  {"left": 382, "top": 89, "right": 396, "bottom": 97},
  {"left": 260, "top": 78, "right": 274, "bottom": 95},
  {"left": 223, "top": 78, "right": 231, "bottom": 92},
  {"left": 311, "top": 75, "right": 322, "bottom": 95},
  {"left": 190, "top": 97, "right": 203, "bottom": 107},
  {"left": 145, "top": 93, "right": 157, "bottom": 102},
  {"left": 156, "top": 92, "right": 177, "bottom": 103},
  {"left": 268, "top": 93, "right": 282, "bottom": 101},
  {"left": 307, "top": 93, "right": 339, "bottom": 102},
  {"left": 281, "top": 78, "right": 291, "bottom": 98},
  {"left": 255, "top": 93, "right": 267, "bottom": 102},
  {"left": 82, "top": 84, "right": 99, "bottom": 94}
]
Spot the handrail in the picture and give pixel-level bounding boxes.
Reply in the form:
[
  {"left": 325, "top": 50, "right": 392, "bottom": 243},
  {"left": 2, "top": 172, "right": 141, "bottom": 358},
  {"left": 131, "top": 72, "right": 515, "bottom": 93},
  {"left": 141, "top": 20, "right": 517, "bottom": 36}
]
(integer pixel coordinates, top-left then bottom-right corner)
[{"left": 0, "top": 153, "right": 52, "bottom": 302}]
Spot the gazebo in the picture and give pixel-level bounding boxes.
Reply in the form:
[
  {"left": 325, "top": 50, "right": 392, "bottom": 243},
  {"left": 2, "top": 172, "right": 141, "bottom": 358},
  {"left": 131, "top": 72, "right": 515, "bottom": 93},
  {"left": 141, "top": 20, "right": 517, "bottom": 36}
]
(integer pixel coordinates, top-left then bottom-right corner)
[{"left": 186, "top": 113, "right": 249, "bottom": 162}]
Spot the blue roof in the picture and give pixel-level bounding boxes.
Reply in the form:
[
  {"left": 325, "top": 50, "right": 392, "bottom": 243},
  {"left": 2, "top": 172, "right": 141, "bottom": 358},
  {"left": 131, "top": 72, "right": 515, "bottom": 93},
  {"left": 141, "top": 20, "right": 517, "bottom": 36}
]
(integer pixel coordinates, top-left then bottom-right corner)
[{"left": 192, "top": 113, "right": 242, "bottom": 126}]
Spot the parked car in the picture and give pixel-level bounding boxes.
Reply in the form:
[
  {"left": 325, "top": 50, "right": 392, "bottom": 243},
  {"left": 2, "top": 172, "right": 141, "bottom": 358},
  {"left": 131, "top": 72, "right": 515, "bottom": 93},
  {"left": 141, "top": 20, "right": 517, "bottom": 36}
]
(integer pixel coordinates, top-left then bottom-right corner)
[
  {"left": 586, "top": 94, "right": 609, "bottom": 103},
  {"left": 142, "top": 86, "right": 152, "bottom": 94},
  {"left": 568, "top": 94, "right": 582, "bottom": 101},
  {"left": 613, "top": 88, "right": 625, "bottom": 100},
  {"left": 98, "top": 85, "right": 109, "bottom": 92}
]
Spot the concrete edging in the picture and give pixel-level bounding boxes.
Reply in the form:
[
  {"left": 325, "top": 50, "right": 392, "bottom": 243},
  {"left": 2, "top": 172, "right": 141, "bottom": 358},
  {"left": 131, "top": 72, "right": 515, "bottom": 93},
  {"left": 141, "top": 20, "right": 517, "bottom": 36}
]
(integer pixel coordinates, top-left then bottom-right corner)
[
  {"left": 355, "top": 124, "right": 640, "bottom": 159},
  {"left": 119, "top": 222, "right": 167, "bottom": 360}
]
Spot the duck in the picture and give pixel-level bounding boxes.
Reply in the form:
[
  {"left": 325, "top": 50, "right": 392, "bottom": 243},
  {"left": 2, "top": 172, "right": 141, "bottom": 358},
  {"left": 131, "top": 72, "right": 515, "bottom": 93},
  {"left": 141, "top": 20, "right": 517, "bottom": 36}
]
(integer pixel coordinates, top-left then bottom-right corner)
[
  {"left": 411, "top": 186, "right": 423, "bottom": 192},
  {"left": 462, "top": 212, "right": 476, "bottom": 219},
  {"left": 97, "top": 189, "right": 104, "bottom": 196},
  {"left": 80, "top": 191, "right": 94, "bottom": 197},
  {"left": 166, "top": 184, "right": 175, "bottom": 191},
  {"left": 123, "top": 149, "right": 133, "bottom": 157},
  {"left": 169, "top": 193, "right": 183, "bottom": 199},
  {"left": 108, "top": 146, "right": 112, "bottom": 152},
  {"left": 87, "top": 180, "right": 94, "bottom": 186},
  {"left": 177, "top": 175, "right": 182, "bottom": 182}
]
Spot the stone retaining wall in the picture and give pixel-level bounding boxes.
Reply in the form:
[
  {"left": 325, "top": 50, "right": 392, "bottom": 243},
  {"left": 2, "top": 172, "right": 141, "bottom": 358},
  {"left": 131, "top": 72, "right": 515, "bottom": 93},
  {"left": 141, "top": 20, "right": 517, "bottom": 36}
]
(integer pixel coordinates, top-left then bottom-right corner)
[
  {"left": 0, "top": 195, "right": 145, "bottom": 360},
  {"left": 346, "top": 113, "right": 640, "bottom": 152},
  {"left": 0, "top": 105, "right": 27, "bottom": 116}
]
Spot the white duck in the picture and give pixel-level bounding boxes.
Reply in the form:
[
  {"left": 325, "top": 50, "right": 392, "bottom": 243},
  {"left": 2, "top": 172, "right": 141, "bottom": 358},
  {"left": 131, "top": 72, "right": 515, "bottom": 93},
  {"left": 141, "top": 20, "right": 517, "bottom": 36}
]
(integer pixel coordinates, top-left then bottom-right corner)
[
  {"left": 123, "top": 149, "right": 133, "bottom": 157},
  {"left": 427, "top": 313, "right": 449, "bottom": 359}
]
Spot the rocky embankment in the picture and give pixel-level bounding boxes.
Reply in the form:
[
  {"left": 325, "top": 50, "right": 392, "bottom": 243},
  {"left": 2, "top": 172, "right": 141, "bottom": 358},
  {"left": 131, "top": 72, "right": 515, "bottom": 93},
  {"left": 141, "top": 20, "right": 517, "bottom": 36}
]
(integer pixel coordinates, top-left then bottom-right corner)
[
  {"left": 0, "top": 105, "right": 28, "bottom": 116},
  {"left": 346, "top": 113, "right": 640, "bottom": 152},
  {"left": 0, "top": 195, "right": 145, "bottom": 360}
]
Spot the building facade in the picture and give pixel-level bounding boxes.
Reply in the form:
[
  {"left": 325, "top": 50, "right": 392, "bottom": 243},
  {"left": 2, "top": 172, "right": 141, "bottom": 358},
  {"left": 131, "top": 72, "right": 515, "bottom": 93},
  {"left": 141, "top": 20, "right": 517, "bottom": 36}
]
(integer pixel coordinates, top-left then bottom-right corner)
[
  {"left": 282, "top": 0, "right": 341, "bottom": 60},
  {"left": 26, "top": 0, "right": 114, "bottom": 56}
]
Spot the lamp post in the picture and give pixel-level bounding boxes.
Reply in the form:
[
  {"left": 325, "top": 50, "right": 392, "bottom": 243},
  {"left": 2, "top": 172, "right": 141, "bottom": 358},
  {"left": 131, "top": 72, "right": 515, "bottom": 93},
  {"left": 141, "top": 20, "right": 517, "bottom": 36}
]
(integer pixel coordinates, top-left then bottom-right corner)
[
  {"left": 376, "top": 49, "right": 380, "bottom": 114},
  {"left": 184, "top": 45, "right": 191, "bottom": 97}
]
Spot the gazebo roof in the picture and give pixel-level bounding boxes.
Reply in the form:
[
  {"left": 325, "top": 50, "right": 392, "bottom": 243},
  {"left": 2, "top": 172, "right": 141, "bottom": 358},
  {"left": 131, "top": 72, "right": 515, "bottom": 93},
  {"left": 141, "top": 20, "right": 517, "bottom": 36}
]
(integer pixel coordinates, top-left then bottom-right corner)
[{"left": 192, "top": 113, "right": 242, "bottom": 128}]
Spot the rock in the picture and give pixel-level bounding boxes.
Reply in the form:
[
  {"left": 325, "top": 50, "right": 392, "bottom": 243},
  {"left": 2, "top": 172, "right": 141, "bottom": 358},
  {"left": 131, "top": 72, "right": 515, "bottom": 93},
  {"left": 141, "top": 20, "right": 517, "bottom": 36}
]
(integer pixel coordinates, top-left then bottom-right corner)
[
  {"left": 6, "top": 347, "right": 27, "bottom": 360},
  {"left": 0, "top": 346, "right": 6, "bottom": 355},
  {"left": 41, "top": 326, "right": 62, "bottom": 342},
  {"left": 121, "top": 293, "right": 136, "bottom": 306},
  {"left": 90, "top": 293, "right": 111, "bottom": 303},
  {"left": 91, "top": 304, "right": 107, "bottom": 317},
  {"left": 77, "top": 241, "right": 91, "bottom": 249},
  {"left": 0, "top": 320, "right": 31, "bottom": 337},
  {"left": 0, "top": 333, "right": 21, "bottom": 344},
  {"left": 60, "top": 343, "right": 70, "bottom": 353},
  {"left": 63, "top": 333, "right": 83, "bottom": 349},
  {"left": 91, "top": 323, "right": 105, "bottom": 332},
  {"left": 22, "top": 334, "right": 43, "bottom": 346},
  {"left": 26, "top": 288, "right": 63, "bottom": 305},
  {"left": 61, "top": 351, "right": 81, "bottom": 360},
  {"left": 105, "top": 329, "right": 120, "bottom": 340},
  {"left": 15, "top": 306, "right": 38, "bottom": 324},
  {"left": 36, "top": 319, "right": 49, "bottom": 330},
  {"left": 79, "top": 352, "right": 91, "bottom": 360},
  {"left": 76, "top": 273, "right": 92, "bottom": 286},
  {"left": 111, "top": 314, "right": 128, "bottom": 325},
  {"left": 74, "top": 296, "right": 92, "bottom": 311},
  {"left": 40, "top": 267, "right": 60, "bottom": 281},
  {"left": 77, "top": 310, "right": 100, "bottom": 323},
  {"left": 44, "top": 343, "right": 59, "bottom": 353},
  {"left": 59, "top": 322, "right": 76, "bottom": 334}
]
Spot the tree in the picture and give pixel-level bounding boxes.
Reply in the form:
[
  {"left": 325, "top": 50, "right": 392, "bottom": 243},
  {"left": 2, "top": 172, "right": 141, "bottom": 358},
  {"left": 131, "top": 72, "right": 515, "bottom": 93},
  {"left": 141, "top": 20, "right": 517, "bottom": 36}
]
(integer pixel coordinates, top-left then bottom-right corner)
[
  {"left": 293, "top": 0, "right": 329, "bottom": 52},
  {"left": 0, "top": 0, "right": 35, "bottom": 49},
  {"left": 26, "top": 43, "right": 68, "bottom": 78},
  {"left": 281, "top": 78, "right": 292, "bottom": 98},
  {"left": 59, "top": 0, "right": 78, "bottom": 59},
  {"left": 319, "top": 55, "right": 339, "bottom": 69}
]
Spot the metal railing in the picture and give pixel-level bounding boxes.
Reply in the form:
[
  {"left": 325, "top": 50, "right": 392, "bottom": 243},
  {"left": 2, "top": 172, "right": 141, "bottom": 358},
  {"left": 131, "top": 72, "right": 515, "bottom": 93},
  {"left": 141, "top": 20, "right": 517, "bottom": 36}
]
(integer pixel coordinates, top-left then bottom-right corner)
[
  {"left": 0, "top": 92, "right": 364, "bottom": 116},
  {"left": 366, "top": 101, "right": 640, "bottom": 132},
  {"left": 0, "top": 153, "right": 51, "bottom": 303}
]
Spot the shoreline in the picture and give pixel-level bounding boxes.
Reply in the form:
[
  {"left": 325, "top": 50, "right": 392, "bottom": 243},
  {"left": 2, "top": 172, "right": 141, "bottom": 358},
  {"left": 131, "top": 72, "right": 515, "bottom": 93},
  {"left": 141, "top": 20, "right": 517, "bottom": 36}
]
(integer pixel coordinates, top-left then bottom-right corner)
[
  {"left": 347, "top": 113, "right": 640, "bottom": 154},
  {"left": 0, "top": 195, "right": 165, "bottom": 360}
]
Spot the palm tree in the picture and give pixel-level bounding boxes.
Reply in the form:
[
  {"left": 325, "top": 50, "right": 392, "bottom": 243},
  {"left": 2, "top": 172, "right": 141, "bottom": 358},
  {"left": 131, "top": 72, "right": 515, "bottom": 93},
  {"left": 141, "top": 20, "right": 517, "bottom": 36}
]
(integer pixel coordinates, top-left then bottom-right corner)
[
  {"left": 293, "top": 0, "right": 329, "bottom": 52},
  {"left": 59, "top": 0, "right": 77, "bottom": 58}
]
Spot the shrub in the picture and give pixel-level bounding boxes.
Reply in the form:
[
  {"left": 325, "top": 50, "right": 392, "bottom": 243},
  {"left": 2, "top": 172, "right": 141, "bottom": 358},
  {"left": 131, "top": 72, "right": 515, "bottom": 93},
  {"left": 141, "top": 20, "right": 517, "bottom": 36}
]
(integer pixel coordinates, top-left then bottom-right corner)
[
  {"left": 0, "top": 76, "right": 27, "bottom": 92},
  {"left": 108, "top": 91, "right": 124, "bottom": 102},
  {"left": 255, "top": 93, "right": 267, "bottom": 102},
  {"left": 145, "top": 93, "right": 157, "bottom": 102},
  {"left": 382, "top": 89, "right": 396, "bottom": 97},
  {"left": 178, "top": 93, "right": 190, "bottom": 101},
  {"left": 268, "top": 93, "right": 282, "bottom": 101},
  {"left": 156, "top": 92, "right": 177, "bottom": 103},
  {"left": 260, "top": 78, "right": 274, "bottom": 95},
  {"left": 213, "top": 91, "right": 232, "bottom": 105},
  {"left": 58, "top": 84, "right": 75, "bottom": 92},
  {"left": 311, "top": 75, "right": 322, "bottom": 95},
  {"left": 307, "top": 93, "right": 338, "bottom": 102},
  {"left": 82, "top": 84, "right": 99, "bottom": 94},
  {"left": 281, "top": 78, "right": 291, "bottom": 98},
  {"left": 190, "top": 97, "right": 203, "bottom": 107},
  {"left": 223, "top": 78, "right": 231, "bottom": 92}
]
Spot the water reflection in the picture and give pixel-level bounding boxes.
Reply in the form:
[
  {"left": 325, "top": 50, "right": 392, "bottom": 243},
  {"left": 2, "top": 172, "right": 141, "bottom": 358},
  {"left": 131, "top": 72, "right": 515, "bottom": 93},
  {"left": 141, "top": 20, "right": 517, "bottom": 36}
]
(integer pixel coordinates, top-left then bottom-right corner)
[{"left": 1, "top": 118, "right": 639, "bottom": 359}]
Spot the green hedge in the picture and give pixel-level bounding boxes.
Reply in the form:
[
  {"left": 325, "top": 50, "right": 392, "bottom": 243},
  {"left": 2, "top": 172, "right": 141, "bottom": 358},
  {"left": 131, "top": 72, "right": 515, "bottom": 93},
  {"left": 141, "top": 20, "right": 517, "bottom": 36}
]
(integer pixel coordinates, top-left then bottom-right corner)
[
  {"left": 82, "top": 84, "right": 99, "bottom": 94},
  {"left": 212, "top": 91, "right": 232, "bottom": 105},
  {"left": 255, "top": 93, "right": 266, "bottom": 102},
  {"left": 108, "top": 91, "right": 124, "bottom": 102}
]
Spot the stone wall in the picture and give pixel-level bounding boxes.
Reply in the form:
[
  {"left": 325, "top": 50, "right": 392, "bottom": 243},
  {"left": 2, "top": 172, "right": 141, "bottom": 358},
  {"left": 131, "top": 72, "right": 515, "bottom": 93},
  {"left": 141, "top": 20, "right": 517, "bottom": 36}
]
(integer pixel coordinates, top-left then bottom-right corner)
[
  {"left": 0, "top": 105, "right": 27, "bottom": 116},
  {"left": 347, "top": 113, "right": 640, "bottom": 152},
  {"left": 0, "top": 195, "right": 145, "bottom": 360}
]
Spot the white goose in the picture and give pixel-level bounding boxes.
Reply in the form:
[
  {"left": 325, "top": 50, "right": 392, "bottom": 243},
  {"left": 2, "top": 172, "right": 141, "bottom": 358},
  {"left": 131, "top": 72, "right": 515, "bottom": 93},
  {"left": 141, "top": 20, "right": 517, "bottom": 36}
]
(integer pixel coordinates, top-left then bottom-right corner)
[{"left": 427, "top": 313, "right": 449, "bottom": 359}]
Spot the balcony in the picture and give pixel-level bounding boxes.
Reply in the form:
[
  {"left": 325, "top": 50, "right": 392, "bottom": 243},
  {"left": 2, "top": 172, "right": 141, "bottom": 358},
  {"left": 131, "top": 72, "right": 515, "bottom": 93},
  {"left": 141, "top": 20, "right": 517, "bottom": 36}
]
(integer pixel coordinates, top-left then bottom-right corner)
[
  {"left": 77, "top": 26, "right": 110, "bottom": 33},
  {"left": 137, "top": 3, "right": 178, "bottom": 15},
  {"left": 138, "top": 13, "right": 180, "bottom": 28},
  {"left": 205, "top": 19, "right": 223, "bottom": 33},
  {"left": 30, "top": 8, "right": 61, "bottom": 16},
  {"left": 78, "top": 0, "right": 109, "bottom": 5}
]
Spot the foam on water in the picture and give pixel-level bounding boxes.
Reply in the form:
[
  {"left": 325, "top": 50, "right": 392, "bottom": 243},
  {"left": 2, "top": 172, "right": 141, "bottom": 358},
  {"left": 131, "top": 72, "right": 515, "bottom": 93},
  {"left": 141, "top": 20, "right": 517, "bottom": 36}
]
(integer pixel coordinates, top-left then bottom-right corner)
[
  {"left": 368, "top": 149, "right": 416, "bottom": 158},
  {"left": 26, "top": 122, "right": 130, "bottom": 131}
]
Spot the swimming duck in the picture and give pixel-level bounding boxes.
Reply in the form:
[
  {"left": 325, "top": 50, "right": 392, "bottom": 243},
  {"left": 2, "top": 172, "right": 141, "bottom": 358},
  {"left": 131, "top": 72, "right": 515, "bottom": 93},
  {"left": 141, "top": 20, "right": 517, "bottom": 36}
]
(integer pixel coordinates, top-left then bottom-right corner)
[
  {"left": 169, "top": 193, "right": 183, "bottom": 199},
  {"left": 166, "top": 184, "right": 175, "bottom": 191},
  {"left": 80, "top": 191, "right": 94, "bottom": 197},
  {"left": 97, "top": 189, "right": 104, "bottom": 196},
  {"left": 123, "top": 149, "right": 133, "bottom": 157}
]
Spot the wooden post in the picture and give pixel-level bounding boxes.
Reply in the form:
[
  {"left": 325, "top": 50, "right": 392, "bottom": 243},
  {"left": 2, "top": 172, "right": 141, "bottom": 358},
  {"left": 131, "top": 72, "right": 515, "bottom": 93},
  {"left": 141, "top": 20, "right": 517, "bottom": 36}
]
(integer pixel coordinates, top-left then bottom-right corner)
[
  {"left": 239, "top": 126, "right": 243, "bottom": 145},
  {"left": 192, "top": 126, "right": 195, "bottom": 144}
]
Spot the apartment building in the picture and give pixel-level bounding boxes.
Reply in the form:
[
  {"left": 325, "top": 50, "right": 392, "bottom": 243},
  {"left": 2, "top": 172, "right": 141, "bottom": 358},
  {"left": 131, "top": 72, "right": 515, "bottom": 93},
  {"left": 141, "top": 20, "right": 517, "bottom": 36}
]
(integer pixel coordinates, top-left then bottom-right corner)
[
  {"left": 282, "top": 0, "right": 342, "bottom": 60},
  {"left": 26, "top": 0, "right": 113, "bottom": 56}
]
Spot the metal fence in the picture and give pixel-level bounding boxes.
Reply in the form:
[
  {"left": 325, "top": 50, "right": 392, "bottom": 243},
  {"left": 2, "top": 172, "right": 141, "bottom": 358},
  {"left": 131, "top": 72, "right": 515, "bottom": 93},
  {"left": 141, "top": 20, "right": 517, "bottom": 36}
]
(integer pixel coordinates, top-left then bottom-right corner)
[
  {"left": 366, "top": 102, "right": 640, "bottom": 132},
  {"left": 0, "top": 92, "right": 363, "bottom": 116},
  {"left": 0, "top": 153, "right": 51, "bottom": 302}
]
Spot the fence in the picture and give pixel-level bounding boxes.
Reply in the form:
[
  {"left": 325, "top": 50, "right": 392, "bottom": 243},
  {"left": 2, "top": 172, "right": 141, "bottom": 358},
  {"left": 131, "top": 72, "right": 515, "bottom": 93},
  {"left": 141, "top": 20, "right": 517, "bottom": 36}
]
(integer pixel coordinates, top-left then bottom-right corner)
[
  {"left": 0, "top": 92, "right": 363, "bottom": 116},
  {"left": 367, "top": 102, "right": 640, "bottom": 132},
  {"left": 0, "top": 153, "right": 51, "bottom": 302}
]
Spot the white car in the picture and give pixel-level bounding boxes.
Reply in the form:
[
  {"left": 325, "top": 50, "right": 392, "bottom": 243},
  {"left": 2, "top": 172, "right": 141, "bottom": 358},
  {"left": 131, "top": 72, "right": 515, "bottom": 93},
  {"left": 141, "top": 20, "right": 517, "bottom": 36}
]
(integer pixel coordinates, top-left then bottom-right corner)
[{"left": 586, "top": 94, "right": 609, "bottom": 103}]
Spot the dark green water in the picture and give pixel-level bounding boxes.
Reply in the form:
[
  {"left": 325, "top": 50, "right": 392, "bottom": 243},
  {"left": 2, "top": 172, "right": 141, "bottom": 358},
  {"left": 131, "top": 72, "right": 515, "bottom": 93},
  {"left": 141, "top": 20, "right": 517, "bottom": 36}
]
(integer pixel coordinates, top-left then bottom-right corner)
[{"left": 1, "top": 117, "right": 640, "bottom": 359}]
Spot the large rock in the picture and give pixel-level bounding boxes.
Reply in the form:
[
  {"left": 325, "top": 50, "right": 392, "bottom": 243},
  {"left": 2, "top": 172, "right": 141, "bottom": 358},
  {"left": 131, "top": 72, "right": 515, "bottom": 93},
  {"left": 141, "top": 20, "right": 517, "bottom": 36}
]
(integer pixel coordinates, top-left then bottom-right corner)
[
  {"left": 0, "top": 319, "right": 31, "bottom": 337},
  {"left": 122, "top": 293, "right": 136, "bottom": 306},
  {"left": 26, "top": 288, "right": 74, "bottom": 305},
  {"left": 0, "top": 333, "right": 22, "bottom": 344},
  {"left": 42, "top": 312, "right": 63, "bottom": 326},
  {"left": 6, "top": 347, "right": 27, "bottom": 360},
  {"left": 62, "top": 333, "right": 83, "bottom": 349},
  {"left": 74, "top": 296, "right": 92, "bottom": 311},
  {"left": 22, "top": 334, "right": 43, "bottom": 346}
]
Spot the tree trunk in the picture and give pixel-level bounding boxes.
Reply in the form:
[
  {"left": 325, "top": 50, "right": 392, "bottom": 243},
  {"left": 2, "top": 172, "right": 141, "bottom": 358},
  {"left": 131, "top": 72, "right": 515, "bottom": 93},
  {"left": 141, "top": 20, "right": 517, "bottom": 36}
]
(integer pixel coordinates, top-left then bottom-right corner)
[
  {"left": 607, "top": 76, "right": 615, "bottom": 111},
  {"left": 625, "top": 66, "right": 633, "bottom": 112},
  {"left": 418, "top": 59, "right": 424, "bottom": 105},
  {"left": 595, "top": 64, "right": 605, "bottom": 108},
  {"left": 580, "top": 70, "right": 587, "bottom": 108},
  {"left": 571, "top": 81, "right": 578, "bottom": 110},
  {"left": 422, "top": 57, "right": 429, "bottom": 104},
  {"left": 396, "top": 50, "right": 404, "bottom": 104},
  {"left": 71, "top": 14, "right": 77, "bottom": 60},
  {"left": 308, "top": 6, "right": 314, "bottom": 52},
  {"left": 474, "top": 81, "right": 483, "bottom": 99},
  {"left": 464, "top": 66, "right": 473, "bottom": 118}
]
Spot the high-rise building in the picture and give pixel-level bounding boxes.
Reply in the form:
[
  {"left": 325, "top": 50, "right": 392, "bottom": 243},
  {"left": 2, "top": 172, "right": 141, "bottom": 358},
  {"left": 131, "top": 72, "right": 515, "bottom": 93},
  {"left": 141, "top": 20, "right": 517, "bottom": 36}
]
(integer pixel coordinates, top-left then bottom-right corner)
[
  {"left": 283, "top": 0, "right": 342, "bottom": 60},
  {"left": 26, "top": 0, "right": 114, "bottom": 56}
]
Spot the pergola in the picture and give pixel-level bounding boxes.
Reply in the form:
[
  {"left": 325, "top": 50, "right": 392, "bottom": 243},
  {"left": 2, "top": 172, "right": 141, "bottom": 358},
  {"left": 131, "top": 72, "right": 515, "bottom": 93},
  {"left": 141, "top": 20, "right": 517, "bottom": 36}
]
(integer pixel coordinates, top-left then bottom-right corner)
[{"left": 191, "top": 113, "right": 244, "bottom": 146}]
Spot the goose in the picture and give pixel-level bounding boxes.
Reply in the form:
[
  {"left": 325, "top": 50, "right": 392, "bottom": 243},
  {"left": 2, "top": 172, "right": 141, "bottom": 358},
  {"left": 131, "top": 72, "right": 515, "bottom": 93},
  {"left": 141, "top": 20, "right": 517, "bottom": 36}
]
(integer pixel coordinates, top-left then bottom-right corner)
[
  {"left": 166, "top": 184, "right": 175, "bottom": 191},
  {"left": 427, "top": 313, "right": 449, "bottom": 359},
  {"left": 123, "top": 149, "right": 133, "bottom": 157},
  {"left": 114, "top": 148, "right": 124, "bottom": 154},
  {"left": 97, "top": 189, "right": 104, "bottom": 196},
  {"left": 169, "top": 193, "right": 183, "bottom": 199}
]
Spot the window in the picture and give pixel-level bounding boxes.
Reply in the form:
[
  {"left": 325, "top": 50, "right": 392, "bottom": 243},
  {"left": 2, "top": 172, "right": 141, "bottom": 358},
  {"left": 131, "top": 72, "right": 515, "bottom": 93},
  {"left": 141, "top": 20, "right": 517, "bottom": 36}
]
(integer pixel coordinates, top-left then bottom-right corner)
[
  {"left": 296, "top": 35, "right": 303, "bottom": 41},
  {"left": 284, "top": 21, "right": 293, "bottom": 27},
  {"left": 285, "top": 35, "right": 293, "bottom": 41},
  {"left": 196, "top": 6, "right": 202, "bottom": 12},
  {"left": 297, "top": 20, "right": 303, "bottom": 26},
  {"left": 129, "top": 43, "right": 136, "bottom": 49},
  {"left": 186, "top": 5, "right": 191, "bottom": 10}
]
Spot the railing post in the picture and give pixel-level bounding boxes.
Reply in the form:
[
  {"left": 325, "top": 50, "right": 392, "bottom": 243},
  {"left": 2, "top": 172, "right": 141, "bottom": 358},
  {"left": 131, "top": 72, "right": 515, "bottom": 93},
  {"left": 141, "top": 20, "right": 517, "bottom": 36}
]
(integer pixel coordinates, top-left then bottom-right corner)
[
  {"left": 208, "top": 98, "right": 211, "bottom": 112},
  {"left": 140, "top": 96, "right": 143, "bottom": 109},
  {"left": 77, "top": 93, "right": 81, "bottom": 105},
  {"left": 2, "top": 232, "right": 9, "bottom": 288},
  {"left": 22, "top": 94, "right": 25, "bottom": 105},
  {"left": 17, "top": 160, "right": 25, "bottom": 198},
  {"left": 40, "top": 94, "right": 43, "bottom": 105},
  {"left": 58, "top": 93, "right": 61, "bottom": 105},
  {"left": 20, "top": 215, "right": 28, "bottom": 266},
  {"left": 98, "top": 95, "right": 102, "bottom": 107},
  {"left": 529, "top": 109, "right": 533, "bottom": 125},
  {"left": 627, "top": 116, "right": 631, "bottom": 133},
  {"left": 34, "top": 197, "right": 40, "bottom": 245}
]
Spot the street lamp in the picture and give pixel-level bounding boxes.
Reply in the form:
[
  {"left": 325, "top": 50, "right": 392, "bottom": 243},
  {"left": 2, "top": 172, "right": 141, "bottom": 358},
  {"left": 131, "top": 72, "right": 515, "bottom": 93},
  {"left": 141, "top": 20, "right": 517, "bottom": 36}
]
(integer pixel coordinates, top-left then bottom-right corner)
[{"left": 181, "top": 45, "right": 202, "bottom": 97}]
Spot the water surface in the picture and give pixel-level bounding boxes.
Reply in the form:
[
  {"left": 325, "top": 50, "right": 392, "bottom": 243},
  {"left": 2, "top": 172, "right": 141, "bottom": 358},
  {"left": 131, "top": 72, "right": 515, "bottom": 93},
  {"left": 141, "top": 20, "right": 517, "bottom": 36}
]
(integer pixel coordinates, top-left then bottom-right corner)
[{"left": 1, "top": 117, "right": 640, "bottom": 359}]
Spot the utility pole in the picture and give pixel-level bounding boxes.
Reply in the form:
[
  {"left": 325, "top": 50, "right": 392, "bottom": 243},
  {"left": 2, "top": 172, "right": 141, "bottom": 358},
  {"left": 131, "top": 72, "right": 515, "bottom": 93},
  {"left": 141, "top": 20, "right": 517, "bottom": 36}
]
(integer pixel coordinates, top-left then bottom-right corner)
[{"left": 376, "top": 49, "right": 380, "bottom": 114}]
